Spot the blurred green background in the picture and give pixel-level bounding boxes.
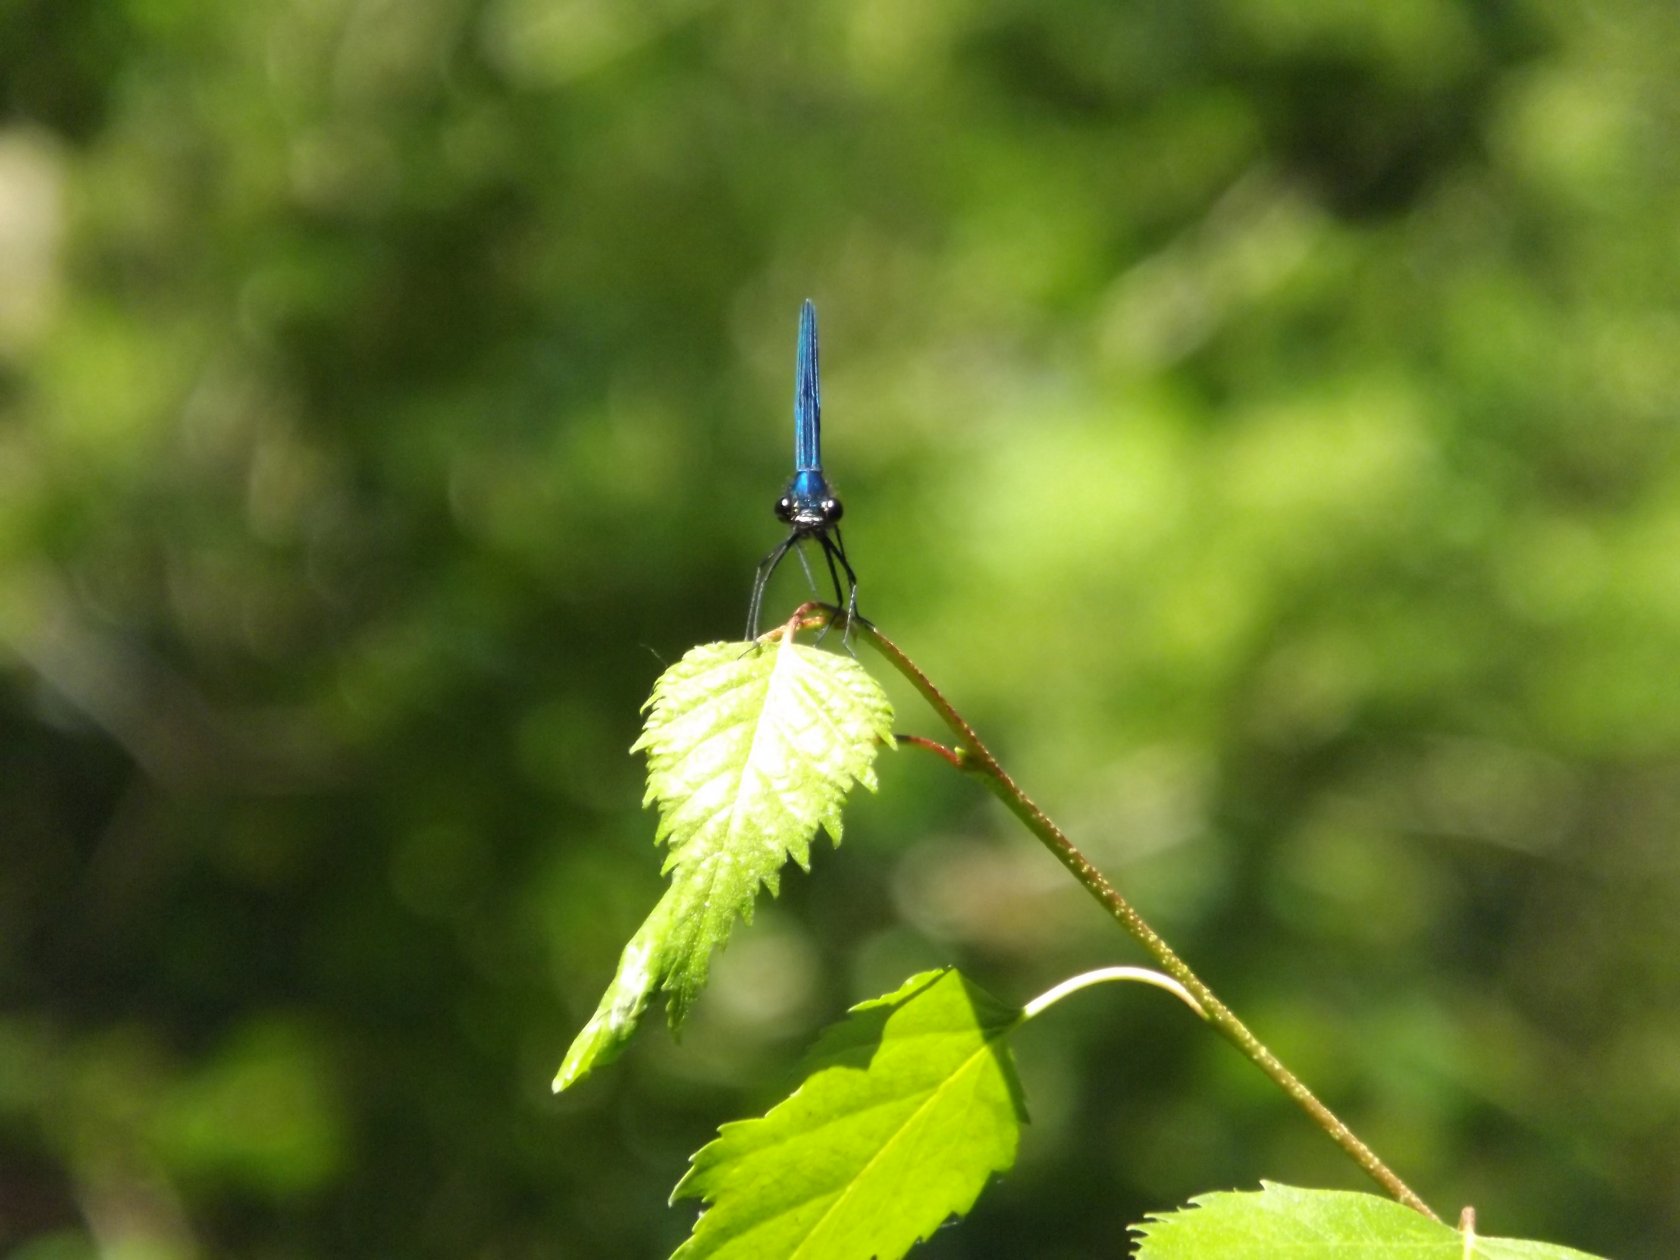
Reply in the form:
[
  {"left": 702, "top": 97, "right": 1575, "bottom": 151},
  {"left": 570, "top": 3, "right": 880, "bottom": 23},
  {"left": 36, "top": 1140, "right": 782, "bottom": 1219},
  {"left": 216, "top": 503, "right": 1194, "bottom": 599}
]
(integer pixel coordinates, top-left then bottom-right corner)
[{"left": 3, "top": 1, "right": 1678, "bottom": 1256}]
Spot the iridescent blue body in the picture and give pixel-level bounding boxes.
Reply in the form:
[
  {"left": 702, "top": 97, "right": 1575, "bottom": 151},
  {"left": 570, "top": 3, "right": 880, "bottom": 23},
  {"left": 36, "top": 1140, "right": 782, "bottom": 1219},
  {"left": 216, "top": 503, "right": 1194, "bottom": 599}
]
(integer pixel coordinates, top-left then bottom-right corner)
[
  {"left": 746, "top": 300, "right": 860, "bottom": 639},
  {"left": 793, "top": 301, "right": 822, "bottom": 473}
]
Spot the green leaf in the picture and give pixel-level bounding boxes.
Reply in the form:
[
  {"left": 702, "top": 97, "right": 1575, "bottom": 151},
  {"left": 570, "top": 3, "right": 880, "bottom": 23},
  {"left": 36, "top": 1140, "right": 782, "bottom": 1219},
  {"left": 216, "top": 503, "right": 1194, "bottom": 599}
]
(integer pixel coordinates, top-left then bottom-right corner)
[
  {"left": 670, "top": 968, "right": 1027, "bottom": 1260},
  {"left": 555, "top": 637, "right": 894, "bottom": 1091},
  {"left": 1133, "top": 1183, "right": 1607, "bottom": 1260}
]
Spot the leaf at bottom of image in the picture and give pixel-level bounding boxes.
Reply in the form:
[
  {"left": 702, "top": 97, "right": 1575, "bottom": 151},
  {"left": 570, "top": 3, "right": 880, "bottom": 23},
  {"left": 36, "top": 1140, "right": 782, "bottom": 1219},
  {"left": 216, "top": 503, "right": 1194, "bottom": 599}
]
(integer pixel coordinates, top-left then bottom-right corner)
[
  {"left": 670, "top": 967, "right": 1027, "bottom": 1260},
  {"left": 1132, "top": 1182, "right": 1607, "bottom": 1260}
]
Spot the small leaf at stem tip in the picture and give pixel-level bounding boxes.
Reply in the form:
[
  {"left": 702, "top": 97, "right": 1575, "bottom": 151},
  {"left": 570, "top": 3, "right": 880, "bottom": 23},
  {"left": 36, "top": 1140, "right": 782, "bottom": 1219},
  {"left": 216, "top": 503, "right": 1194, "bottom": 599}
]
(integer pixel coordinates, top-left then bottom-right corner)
[
  {"left": 555, "top": 639, "right": 894, "bottom": 1091},
  {"left": 670, "top": 968, "right": 1027, "bottom": 1260}
]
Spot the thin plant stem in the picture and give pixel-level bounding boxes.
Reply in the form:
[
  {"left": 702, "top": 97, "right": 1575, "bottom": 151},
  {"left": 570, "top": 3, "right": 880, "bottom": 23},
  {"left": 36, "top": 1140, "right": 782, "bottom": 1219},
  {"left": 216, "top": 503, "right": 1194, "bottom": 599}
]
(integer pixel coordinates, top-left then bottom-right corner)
[
  {"left": 1021, "top": 966, "right": 1205, "bottom": 1021},
  {"left": 821, "top": 607, "right": 1438, "bottom": 1221},
  {"left": 893, "top": 733, "right": 965, "bottom": 769}
]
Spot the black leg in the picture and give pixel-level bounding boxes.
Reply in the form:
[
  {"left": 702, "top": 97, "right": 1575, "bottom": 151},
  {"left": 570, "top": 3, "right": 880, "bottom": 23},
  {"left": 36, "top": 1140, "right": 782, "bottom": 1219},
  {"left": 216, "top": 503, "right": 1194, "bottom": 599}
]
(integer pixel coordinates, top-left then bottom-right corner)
[
  {"left": 821, "top": 527, "right": 861, "bottom": 644},
  {"left": 818, "top": 535, "right": 846, "bottom": 610},
  {"left": 808, "top": 535, "right": 843, "bottom": 647},
  {"left": 792, "top": 536, "right": 821, "bottom": 599},
  {"left": 746, "top": 532, "right": 797, "bottom": 640}
]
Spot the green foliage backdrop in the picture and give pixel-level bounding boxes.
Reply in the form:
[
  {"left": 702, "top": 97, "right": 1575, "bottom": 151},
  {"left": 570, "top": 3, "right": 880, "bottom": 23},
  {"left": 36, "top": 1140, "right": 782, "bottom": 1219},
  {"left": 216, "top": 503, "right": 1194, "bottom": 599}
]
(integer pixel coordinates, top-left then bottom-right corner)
[{"left": 3, "top": 1, "right": 1678, "bottom": 1255}]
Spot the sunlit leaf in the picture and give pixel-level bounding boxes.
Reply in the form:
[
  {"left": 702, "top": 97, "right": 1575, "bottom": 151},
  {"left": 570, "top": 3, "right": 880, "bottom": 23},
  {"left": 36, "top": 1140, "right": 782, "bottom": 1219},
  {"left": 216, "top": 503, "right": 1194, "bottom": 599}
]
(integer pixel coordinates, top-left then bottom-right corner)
[
  {"left": 555, "top": 637, "right": 893, "bottom": 1091},
  {"left": 670, "top": 968, "right": 1026, "bottom": 1260},
  {"left": 1133, "top": 1183, "right": 1607, "bottom": 1260}
]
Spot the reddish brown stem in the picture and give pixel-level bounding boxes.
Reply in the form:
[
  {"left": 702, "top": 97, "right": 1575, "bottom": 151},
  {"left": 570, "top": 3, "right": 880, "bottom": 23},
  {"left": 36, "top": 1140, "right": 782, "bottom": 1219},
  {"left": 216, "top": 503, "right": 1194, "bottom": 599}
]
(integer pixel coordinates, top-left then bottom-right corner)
[
  {"left": 814, "top": 608, "right": 1439, "bottom": 1221},
  {"left": 896, "top": 734, "right": 965, "bottom": 769}
]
